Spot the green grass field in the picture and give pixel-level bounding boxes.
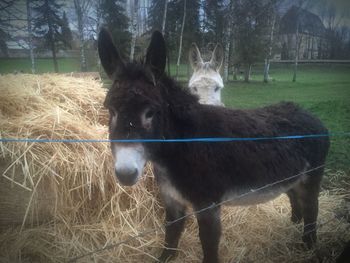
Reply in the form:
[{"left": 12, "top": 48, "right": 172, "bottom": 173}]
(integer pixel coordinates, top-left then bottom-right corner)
[
  {"left": 222, "top": 64, "right": 350, "bottom": 173},
  {"left": 1, "top": 58, "right": 349, "bottom": 173},
  {"left": 0, "top": 57, "right": 81, "bottom": 73}
]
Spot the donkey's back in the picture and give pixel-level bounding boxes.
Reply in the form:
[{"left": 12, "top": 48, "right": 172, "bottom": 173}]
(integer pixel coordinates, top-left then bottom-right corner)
[{"left": 163, "top": 101, "right": 329, "bottom": 202}]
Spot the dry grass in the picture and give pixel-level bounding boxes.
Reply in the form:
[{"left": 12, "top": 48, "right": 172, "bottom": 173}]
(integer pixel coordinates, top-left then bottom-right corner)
[{"left": 0, "top": 74, "right": 349, "bottom": 263}]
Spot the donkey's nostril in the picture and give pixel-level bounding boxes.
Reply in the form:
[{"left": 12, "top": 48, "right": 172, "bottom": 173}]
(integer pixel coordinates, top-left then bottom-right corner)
[{"left": 115, "top": 168, "right": 138, "bottom": 186}]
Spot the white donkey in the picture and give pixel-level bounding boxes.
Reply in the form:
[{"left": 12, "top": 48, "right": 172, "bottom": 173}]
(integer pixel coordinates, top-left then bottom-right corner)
[{"left": 188, "top": 43, "right": 224, "bottom": 106}]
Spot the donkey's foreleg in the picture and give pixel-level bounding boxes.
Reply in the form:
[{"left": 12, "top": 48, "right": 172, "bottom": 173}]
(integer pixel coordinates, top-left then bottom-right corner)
[
  {"left": 196, "top": 206, "right": 221, "bottom": 263},
  {"left": 158, "top": 197, "right": 187, "bottom": 262}
]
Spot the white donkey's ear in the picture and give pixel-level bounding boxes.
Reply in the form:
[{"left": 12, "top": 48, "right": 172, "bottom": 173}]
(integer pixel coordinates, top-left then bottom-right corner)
[
  {"left": 189, "top": 43, "right": 204, "bottom": 71},
  {"left": 210, "top": 44, "right": 224, "bottom": 71}
]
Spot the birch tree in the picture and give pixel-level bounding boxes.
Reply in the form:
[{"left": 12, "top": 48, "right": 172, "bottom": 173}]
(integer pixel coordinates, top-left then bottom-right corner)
[
  {"left": 223, "top": 0, "right": 234, "bottom": 83},
  {"left": 292, "top": 19, "right": 301, "bottom": 82},
  {"left": 26, "top": 0, "right": 35, "bottom": 73},
  {"left": 175, "top": 0, "right": 186, "bottom": 80},
  {"left": 263, "top": 2, "right": 277, "bottom": 83},
  {"left": 129, "top": 0, "right": 138, "bottom": 60},
  {"left": 161, "top": 0, "right": 168, "bottom": 34},
  {"left": 74, "top": 0, "right": 92, "bottom": 72}
]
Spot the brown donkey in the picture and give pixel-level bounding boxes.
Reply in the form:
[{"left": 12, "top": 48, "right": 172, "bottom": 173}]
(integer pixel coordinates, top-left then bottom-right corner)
[{"left": 98, "top": 29, "right": 330, "bottom": 263}]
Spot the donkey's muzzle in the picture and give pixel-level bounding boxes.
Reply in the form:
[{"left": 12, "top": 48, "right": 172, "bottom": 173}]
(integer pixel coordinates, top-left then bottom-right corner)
[
  {"left": 112, "top": 144, "right": 146, "bottom": 186},
  {"left": 115, "top": 168, "right": 138, "bottom": 186}
]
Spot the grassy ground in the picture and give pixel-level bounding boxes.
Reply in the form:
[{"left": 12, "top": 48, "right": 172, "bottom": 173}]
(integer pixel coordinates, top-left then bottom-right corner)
[
  {"left": 222, "top": 64, "right": 350, "bottom": 173},
  {"left": 0, "top": 58, "right": 81, "bottom": 73},
  {"left": 0, "top": 58, "right": 349, "bottom": 173}
]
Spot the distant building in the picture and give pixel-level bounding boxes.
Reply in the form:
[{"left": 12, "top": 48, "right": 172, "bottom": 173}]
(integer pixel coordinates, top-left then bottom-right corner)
[{"left": 278, "top": 6, "right": 326, "bottom": 60}]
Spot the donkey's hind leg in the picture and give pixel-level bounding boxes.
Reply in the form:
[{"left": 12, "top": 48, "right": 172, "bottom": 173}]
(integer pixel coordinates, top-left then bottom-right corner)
[
  {"left": 195, "top": 205, "right": 221, "bottom": 263},
  {"left": 291, "top": 167, "right": 323, "bottom": 248}
]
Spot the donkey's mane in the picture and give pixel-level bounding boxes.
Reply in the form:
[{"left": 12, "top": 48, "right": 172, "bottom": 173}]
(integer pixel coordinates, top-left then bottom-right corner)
[
  {"left": 158, "top": 74, "right": 199, "bottom": 108},
  {"left": 106, "top": 60, "right": 200, "bottom": 113}
]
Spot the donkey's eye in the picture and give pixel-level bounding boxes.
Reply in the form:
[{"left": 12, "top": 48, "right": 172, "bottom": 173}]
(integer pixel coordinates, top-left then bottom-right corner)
[
  {"left": 215, "top": 86, "right": 220, "bottom": 92},
  {"left": 145, "top": 109, "right": 155, "bottom": 119},
  {"left": 193, "top": 87, "right": 198, "bottom": 92}
]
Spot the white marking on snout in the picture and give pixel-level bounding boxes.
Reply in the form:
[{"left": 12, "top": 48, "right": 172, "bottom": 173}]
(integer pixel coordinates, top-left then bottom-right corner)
[{"left": 113, "top": 144, "right": 146, "bottom": 184}]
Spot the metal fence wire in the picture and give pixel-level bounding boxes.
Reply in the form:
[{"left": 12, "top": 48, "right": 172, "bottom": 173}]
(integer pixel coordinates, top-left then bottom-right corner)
[{"left": 1, "top": 132, "right": 349, "bottom": 262}]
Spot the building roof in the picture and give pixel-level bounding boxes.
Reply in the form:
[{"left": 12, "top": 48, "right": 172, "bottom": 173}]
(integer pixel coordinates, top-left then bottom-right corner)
[
  {"left": 6, "top": 40, "right": 29, "bottom": 50},
  {"left": 280, "top": 6, "right": 325, "bottom": 36}
]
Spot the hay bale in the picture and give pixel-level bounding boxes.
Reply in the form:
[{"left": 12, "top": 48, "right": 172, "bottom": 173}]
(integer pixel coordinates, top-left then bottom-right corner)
[
  {"left": 64, "top": 72, "right": 101, "bottom": 81},
  {"left": 0, "top": 159, "right": 55, "bottom": 226},
  {"left": 0, "top": 74, "right": 349, "bottom": 262},
  {"left": 0, "top": 73, "right": 111, "bottom": 227}
]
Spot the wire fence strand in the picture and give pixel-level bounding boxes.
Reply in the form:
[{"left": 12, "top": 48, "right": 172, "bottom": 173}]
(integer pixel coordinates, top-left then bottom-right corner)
[
  {"left": 1, "top": 131, "right": 350, "bottom": 144},
  {"left": 67, "top": 162, "right": 333, "bottom": 263}
]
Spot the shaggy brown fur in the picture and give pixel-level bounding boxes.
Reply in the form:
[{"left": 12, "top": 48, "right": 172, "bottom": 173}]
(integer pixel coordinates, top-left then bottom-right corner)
[{"left": 98, "top": 29, "right": 330, "bottom": 263}]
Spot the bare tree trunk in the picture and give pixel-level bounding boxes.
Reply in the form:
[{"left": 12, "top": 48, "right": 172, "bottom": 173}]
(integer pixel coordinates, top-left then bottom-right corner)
[
  {"left": 161, "top": 0, "right": 168, "bottom": 35},
  {"left": 223, "top": 1, "right": 234, "bottom": 83},
  {"left": 233, "top": 65, "right": 238, "bottom": 80},
  {"left": 223, "top": 26, "right": 232, "bottom": 82},
  {"left": 162, "top": 0, "right": 170, "bottom": 76},
  {"left": 129, "top": 0, "right": 138, "bottom": 60},
  {"left": 74, "top": 0, "right": 87, "bottom": 72},
  {"left": 26, "top": 0, "right": 35, "bottom": 74},
  {"left": 244, "top": 64, "right": 250, "bottom": 82},
  {"left": 264, "top": 14, "right": 276, "bottom": 83},
  {"left": 45, "top": 0, "right": 58, "bottom": 72},
  {"left": 175, "top": 0, "right": 186, "bottom": 80},
  {"left": 95, "top": 0, "right": 102, "bottom": 70},
  {"left": 249, "top": 64, "right": 252, "bottom": 80},
  {"left": 293, "top": 22, "right": 300, "bottom": 82}
]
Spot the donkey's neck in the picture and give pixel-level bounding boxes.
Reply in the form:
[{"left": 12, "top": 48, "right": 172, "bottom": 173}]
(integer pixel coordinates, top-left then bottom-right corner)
[
  {"left": 160, "top": 76, "right": 199, "bottom": 108},
  {"left": 159, "top": 76, "right": 200, "bottom": 138}
]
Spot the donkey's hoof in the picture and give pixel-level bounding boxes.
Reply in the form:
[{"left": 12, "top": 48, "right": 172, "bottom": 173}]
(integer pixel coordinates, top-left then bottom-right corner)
[
  {"left": 157, "top": 249, "right": 175, "bottom": 263},
  {"left": 302, "top": 233, "right": 317, "bottom": 249}
]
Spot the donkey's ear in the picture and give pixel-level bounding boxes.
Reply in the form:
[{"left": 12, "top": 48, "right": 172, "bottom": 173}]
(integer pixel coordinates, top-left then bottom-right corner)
[
  {"left": 98, "top": 28, "right": 124, "bottom": 79},
  {"left": 210, "top": 44, "right": 224, "bottom": 71},
  {"left": 189, "top": 43, "right": 204, "bottom": 71},
  {"left": 146, "top": 31, "right": 166, "bottom": 79}
]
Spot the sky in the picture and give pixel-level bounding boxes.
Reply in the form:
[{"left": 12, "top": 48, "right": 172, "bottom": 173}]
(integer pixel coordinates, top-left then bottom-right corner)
[
  {"left": 310, "top": 0, "right": 350, "bottom": 26},
  {"left": 330, "top": 0, "right": 350, "bottom": 25}
]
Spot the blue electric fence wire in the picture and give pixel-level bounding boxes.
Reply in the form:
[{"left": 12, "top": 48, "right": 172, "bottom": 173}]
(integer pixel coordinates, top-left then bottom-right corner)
[{"left": 1, "top": 132, "right": 350, "bottom": 144}]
